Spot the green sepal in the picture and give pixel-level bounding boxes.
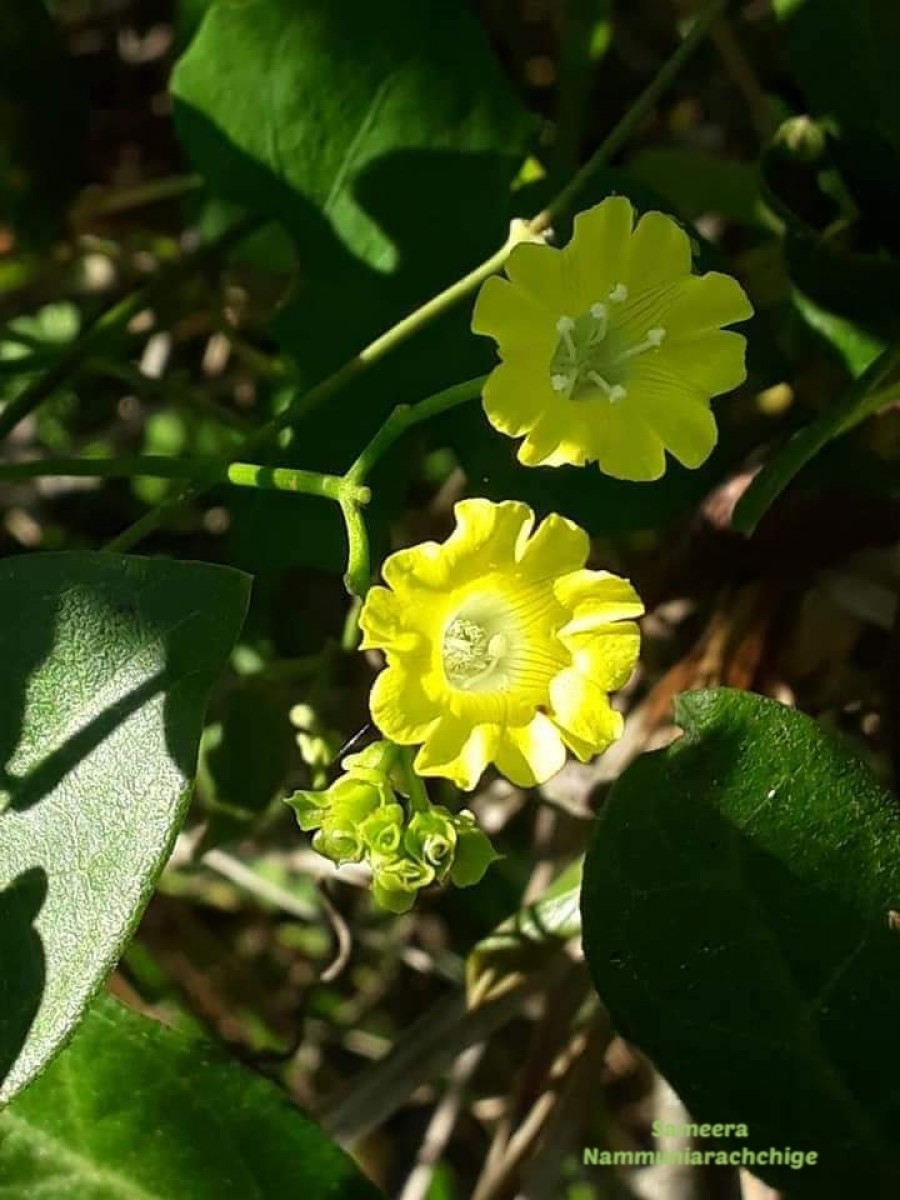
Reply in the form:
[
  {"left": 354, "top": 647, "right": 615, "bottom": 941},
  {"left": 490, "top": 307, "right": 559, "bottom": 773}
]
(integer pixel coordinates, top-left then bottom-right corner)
[{"left": 450, "top": 810, "right": 499, "bottom": 887}]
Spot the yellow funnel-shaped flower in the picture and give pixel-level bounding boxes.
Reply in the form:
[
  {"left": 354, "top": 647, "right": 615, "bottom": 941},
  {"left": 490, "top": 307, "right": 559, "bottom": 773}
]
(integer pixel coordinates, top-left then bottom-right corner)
[
  {"left": 472, "top": 196, "right": 753, "bottom": 481},
  {"left": 359, "top": 498, "right": 643, "bottom": 791}
]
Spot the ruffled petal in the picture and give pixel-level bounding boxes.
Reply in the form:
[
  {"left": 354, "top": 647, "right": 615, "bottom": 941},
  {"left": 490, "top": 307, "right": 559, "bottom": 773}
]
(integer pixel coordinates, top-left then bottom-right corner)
[
  {"left": 629, "top": 364, "right": 718, "bottom": 469},
  {"left": 665, "top": 271, "right": 753, "bottom": 337},
  {"left": 416, "top": 718, "right": 498, "bottom": 790},
  {"left": 563, "top": 196, "right": 635, "bottom": 309},
  {"left": 556, "top": 723, "right": 602, "bottom": 762},
  {"left": 370, "top": 664, "right": 440, "bottom": 743},
  {"left": 482, "top": 361, "right": 553, "bottom": 437},
  {"left": 616, "top": 278, "right": 690, "bottom": 345},
  {"left": 562, "top": 623, "right": 642, "bottom": 692},
  {"left": 550, "top": 668, "right": 624, "bottom": 751},
  {"left": 383, "top": 541, "right": 452, "bottom": 593},
  {"left": 626, "top": 210, "right": 693, "bottom": 291},
  {"left": 447, "top": 498, "right": 534, "bottom": 567},
  {"left": 555, "top": 570, "right": 645, "bottom": 629},
  {"left": 359, "top": 585, "right": 427, "bottom": 653},
  {"left": 516, "top": 407, "right": 591, "bottom": 467},
  {"left": 517, "top": 512, "right": 589, "bottom": 580},
  {"left": 656, "top": 329, "right": 747, "bottom": 396},
  {"left": 493, "top": 713, "right": 566, "bottom": 787},
  {"left": 591, "top": 405, "right": 667, "bottom": 481},
  {"left": 471, "top": 275, "right": 556, "bottom": 363},
  {"left": 504, "top": 242, "right": 570, "bottom": 312}
]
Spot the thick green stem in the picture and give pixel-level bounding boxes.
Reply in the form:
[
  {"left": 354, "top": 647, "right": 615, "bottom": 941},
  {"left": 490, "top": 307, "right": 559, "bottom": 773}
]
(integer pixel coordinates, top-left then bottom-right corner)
[
  {"left": 226, "top": 461, "right": 368, "bottom": 504},
  {"left": 341, "top": 496, "right": 373, "bottom": 599},
  {"left": 0, "top": 453, "right": 365, "bottom": 503}
]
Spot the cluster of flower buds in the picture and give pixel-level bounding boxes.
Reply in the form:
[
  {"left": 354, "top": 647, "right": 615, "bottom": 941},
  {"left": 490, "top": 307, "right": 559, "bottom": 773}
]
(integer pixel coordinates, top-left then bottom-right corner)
[{"left": 286, "top": 741, "right": 497, "bottom": 912}]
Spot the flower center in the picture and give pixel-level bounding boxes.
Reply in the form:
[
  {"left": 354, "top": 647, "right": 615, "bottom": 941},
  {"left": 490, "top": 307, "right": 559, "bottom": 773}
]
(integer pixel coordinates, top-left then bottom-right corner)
[
  {"left": 549, "top": 282, "right": 666, "bottom": 403},
  {"left": 442, "top": 615, "right": 509, "bottom": 690}
]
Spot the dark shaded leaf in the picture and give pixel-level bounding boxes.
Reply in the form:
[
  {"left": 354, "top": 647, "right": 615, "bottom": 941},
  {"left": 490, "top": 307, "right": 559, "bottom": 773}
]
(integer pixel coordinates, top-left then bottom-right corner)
[{"left": 582, "top": 689, "right": 900, "bottom": 1197}]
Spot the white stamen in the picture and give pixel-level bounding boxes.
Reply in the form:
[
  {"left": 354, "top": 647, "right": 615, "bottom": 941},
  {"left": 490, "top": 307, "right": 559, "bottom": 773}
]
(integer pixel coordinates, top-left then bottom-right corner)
[
  {"left": 551, "top": 374, "right": 571, "bottom": 392},
  {"left": 588, "top": 302, "right": 608, "bottom": 342},
  {"left": 588, "top": 370, "right": 620, "bottom": 399},
  {"left": 555, "top": 316, "right": 577, "bottom": 360},
  {"left": 609, "top": 283, "right": 629, "bottom": 303},
  {"left": 609, "top": 384, "right": 627, "bottom": 403},
  {"left": 615, "top": 326, "right": 668, "bottom": 363}
]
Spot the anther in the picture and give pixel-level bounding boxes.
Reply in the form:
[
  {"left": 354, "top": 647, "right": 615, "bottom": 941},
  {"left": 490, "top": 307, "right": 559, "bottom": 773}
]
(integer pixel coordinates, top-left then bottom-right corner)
[
  {"left": 588, "top": 370, "right": 623, "bottom": 400},
  {"left": 555, "top": 316, "right": 577, "bottom": 360},
  {"left": 588, "top": 302, "right": 608, "bottom": 343},
  {"left": 551, "top": 374, "right": 571, "bottom": 393},
  {"left": 609, "top": 283, "right": 629, "bottom": 303},
  {"left": 615, "top": 326, "right": 668, "bottom": 363}
]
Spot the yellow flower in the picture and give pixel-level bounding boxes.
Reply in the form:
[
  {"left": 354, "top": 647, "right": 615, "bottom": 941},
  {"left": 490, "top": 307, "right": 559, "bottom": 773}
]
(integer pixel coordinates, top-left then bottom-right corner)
[
  {"left": 472, "top": 196, "right": 753, "bottom": 481},
  {"left": 359, "top": 498, "right": 643, "bottom": 791}
]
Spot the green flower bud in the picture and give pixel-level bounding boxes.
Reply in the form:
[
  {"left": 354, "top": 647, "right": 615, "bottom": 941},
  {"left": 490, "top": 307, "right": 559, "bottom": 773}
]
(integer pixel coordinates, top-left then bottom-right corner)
[
  {"left": 312, "top": 819, "right": 365, "bottom": 865},
  {"left": 371, "top": 855, "right": 436, "bottom": 913},
  {"left": 404, "top": 806, "right": 458, "bottom": 878},
  {"left": 360, "top": 802, "right": 405, "bottom": 858},
  {"left": 450, "top": 810, "right": 499, "bottom": 887},
  {"left": 286, "top": 773, "right": 385, "bottom": 857}
]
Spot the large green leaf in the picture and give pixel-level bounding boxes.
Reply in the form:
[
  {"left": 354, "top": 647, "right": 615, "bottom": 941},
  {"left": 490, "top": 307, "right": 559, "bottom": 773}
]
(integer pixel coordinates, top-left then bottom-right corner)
[
  {"left": 0, "top": 994, "right": 383, "bottom": 1199},
  {"left": 171, "top": 0, "right": 529, "bottom": 278},
  {"left": 581, "top": 689, "right": 900, "bottom": 1197},
  {"left": 171, "top": 0, "right": 532, "bottom": 573},
  {"left": 0, "top": 553, "right": 249, "bottom": 1102}
]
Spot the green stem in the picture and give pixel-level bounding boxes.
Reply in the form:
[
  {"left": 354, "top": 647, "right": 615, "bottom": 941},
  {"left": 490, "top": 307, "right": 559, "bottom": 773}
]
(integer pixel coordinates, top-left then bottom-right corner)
[
  {"left": 250, "top": 245, "right": 521, "bottom": 450},
  {"left": 226, "top": 461, "right": 368, "bottom": 503},
  {"left": 341, "top": 495, "right": 373, "bottom": 598},
  {"left": 346, "top": 375, "right": 486, "bottom": 484},
  {"left": 102, "top": 0, "right": 723, "bottom": 552},
  {"left": 535, "top": 0, "right": 728, "bottom": 229},
  {"left": 398, "top": 747, "right": 431, "bottom": 814},
  {"left": 0, "top": 453, "right": 366, "bottom": 503},
  {"left": 0, "top": 213, "right": 261, "bottom": 441}
]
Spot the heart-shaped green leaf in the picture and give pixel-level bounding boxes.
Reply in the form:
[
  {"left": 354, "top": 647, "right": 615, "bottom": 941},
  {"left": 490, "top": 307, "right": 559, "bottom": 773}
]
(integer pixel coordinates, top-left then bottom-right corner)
[
  {"left": 582, "top": 689, "right": 900, "bottom": 1197},
  {"left": 0, "top": 994, "right": 383, "bottom": 1199},
  {"left": 0, "top": 553, "right": 249, "bottom": 1102}
]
